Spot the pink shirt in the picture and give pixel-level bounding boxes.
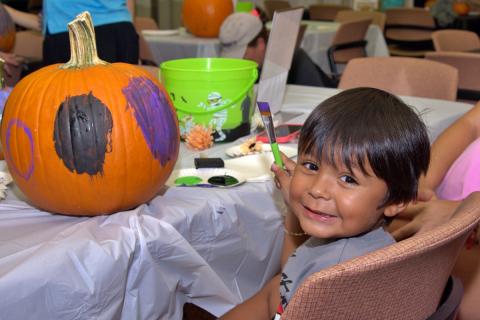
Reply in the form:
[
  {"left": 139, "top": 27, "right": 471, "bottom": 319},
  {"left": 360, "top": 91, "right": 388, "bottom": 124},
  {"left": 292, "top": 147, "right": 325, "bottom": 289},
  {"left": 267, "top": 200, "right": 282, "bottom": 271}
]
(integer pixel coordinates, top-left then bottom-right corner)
[{"left": 436, "top": 137, "right": 480, "bottom": 200}]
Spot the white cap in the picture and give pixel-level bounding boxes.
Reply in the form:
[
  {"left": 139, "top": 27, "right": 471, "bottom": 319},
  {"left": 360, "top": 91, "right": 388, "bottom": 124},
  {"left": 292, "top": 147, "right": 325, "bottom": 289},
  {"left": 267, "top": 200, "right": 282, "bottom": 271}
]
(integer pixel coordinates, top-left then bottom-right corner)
[{"left": 219, "top": 13, "right": 263, "bottom": 58}]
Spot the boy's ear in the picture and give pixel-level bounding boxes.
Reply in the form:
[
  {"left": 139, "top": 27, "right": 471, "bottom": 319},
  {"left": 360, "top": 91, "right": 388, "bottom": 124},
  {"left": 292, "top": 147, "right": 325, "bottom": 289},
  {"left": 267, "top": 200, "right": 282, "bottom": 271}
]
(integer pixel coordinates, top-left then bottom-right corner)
[{"left": 383, "top": 202, "right": 408, "bottom": 218}]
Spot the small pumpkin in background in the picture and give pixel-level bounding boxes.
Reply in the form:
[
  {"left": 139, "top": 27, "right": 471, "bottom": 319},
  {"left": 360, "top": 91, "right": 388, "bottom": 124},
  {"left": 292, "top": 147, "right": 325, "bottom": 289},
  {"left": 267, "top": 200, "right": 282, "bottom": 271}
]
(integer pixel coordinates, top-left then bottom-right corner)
[
  {"left": 182, "top": 0, "right": 233, "bottom": 38},
  {"left": 0, "top": 12, "right": 180, "bottom": 216},
  {"left": 453, "top": 1, "right": 471, "bottom": 15},
  {"left": 0, "top": 4, "right": 16, "bottom": 52}
]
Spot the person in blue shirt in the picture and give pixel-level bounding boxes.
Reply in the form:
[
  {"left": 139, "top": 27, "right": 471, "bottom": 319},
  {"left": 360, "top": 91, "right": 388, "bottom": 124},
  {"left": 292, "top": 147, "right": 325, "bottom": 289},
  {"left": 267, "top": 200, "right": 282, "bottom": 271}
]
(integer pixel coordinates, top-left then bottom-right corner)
[
  {"left": 220, "top": 87, "right": 430, "bottom": 319},
  {"left": 41, "top": 0, "right": 138, "bottom": 65}
]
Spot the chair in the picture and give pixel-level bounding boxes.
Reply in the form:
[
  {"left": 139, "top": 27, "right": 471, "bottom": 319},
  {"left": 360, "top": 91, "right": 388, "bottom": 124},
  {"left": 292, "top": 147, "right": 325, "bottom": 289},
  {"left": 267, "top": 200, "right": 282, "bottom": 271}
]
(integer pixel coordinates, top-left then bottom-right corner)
[
  {"left": 335, "top": 10, "right": 386, "bottom": 31},
  {"left": 425, "top": 51, "right": 480, "bottom": 101},
  {"left": 385, "top": 8, "right": 436, "bottom": 57},
  {"left": 281, "top": 193, "right": 480, "bottom": 319},
  {"left": 263, "top": 0, "right": 292, "bottom": 20},
  {"left": 9, "top": 30, "right": 44, "bottom": 86},
  {"left": 338, "top": 57, "right": 458, "bottom": 101},
  {"left": 309, "top": 4, "right": 351, "bottom": 21},
  {"left": 12, "top": 30, "right": 43, "bottom": 62},
  {"left": 432, "top": 29, "right": 480, "bottom": 52},
  {"left": 426, "top": 276, "right": 464, "bottom": 320},
  {"left": 327, "top": 19, "right": 372, "bottom": 78},
  {"left": 133, "top": 16, "right": 159, "bottom": 66}
]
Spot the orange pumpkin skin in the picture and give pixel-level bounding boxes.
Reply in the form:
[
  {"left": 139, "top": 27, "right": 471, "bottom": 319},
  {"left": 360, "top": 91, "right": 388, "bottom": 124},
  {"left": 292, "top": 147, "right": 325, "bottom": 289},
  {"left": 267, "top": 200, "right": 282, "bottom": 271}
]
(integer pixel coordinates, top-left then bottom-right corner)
[
  {"left": 453, "top": 2, "right": 470, "bottom": 15},
  {"left": 182, "top": 0, "right": 233, "bottom": 38},
  {"left": 0, "top": 64, "right": 180, "bottom": 215},
  {"left": 0, "top": 5, "right": 16, "bottom": 52}
]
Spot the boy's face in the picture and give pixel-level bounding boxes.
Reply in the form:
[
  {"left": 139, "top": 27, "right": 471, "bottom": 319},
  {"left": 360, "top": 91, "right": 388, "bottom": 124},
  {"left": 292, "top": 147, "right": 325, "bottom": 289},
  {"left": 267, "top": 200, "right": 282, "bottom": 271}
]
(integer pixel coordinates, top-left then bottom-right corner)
[{"left": 289, "top": 152, "right": 403, "bottom": 239}]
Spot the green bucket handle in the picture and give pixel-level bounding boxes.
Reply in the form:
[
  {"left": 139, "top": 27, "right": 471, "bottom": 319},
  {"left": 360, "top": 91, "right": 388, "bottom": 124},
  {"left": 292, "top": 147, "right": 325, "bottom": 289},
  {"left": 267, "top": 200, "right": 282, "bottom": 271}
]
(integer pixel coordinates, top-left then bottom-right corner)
[{"left": 172, "top": 68, "right": 258, "bottom": 115}]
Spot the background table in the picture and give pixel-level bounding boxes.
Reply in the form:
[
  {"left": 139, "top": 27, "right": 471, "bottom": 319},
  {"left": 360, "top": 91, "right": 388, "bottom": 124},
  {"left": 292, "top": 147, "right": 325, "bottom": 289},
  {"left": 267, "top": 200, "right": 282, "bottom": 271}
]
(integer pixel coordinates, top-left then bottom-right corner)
[
  {"left": 0, "top": 85, "right": 473, "bottom": 319},
  {"left": 144, "top": 21, "right": 389, "bottom": 73},
  {"left": 143, "top": 28, "right": 219, "bottom": 66},
  {"left": 298, "top": 21, "right": 389, "bottom": 73}
]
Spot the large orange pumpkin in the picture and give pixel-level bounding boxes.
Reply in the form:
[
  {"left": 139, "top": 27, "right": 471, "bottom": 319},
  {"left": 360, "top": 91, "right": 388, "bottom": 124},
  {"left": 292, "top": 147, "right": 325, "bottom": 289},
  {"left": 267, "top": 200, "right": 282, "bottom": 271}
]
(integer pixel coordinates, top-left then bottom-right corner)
[
  {"left": 182, "top": 0, "right": 233, "bottom": 38},
  {"left": 0, "top": 4, "right": 16, "bottom": 52},
  {"left": 0, "top": 12, "right": 180, "bottom": 216}
]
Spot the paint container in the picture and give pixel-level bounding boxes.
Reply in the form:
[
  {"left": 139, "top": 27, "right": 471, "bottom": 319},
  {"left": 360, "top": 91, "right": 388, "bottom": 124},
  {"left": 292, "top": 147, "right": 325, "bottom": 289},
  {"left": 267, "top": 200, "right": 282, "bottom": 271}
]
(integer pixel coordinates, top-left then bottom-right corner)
[
  {"left": 168, "top": 168, "right": 245, "bottom": 188},
  {"left": 160, "top": 58, "right": 258, "bottom": 143}
]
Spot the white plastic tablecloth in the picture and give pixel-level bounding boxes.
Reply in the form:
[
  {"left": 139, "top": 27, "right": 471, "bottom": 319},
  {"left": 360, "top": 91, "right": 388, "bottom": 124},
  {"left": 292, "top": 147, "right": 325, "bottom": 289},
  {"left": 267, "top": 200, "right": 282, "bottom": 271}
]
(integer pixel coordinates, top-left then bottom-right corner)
[
  {"left": 0, "top": 183, "right": 285, "bottom": 319},
  {"left": 0, "top": 85, "right": 474, "bottom": 319}
]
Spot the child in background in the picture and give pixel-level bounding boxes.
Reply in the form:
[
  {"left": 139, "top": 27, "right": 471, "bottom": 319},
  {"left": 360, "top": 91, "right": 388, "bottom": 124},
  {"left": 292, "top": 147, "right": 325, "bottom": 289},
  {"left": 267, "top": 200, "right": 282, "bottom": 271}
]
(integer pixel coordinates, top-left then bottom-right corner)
[{"left": 221, "top": 87, "right": 431, "bottom": 319}]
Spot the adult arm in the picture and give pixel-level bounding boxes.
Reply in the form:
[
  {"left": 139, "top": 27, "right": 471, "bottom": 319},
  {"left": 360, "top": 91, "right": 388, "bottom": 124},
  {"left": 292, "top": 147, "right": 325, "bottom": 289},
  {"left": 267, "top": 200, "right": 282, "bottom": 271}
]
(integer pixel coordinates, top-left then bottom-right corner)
[
  {"left": 127, "top": 0, "right": 135, "bottom": 18},
  {"left": 422, "top": 102, "right": 480, "bottom": 192},
  {"left": 0, "top": 51, "right": 23, "bottom": 77},
  {"left": 390, "top": 104, "right": 480, "bottom": 240},
  {"left": 3, "top": 5, "right": 41, "bottom": 31}
]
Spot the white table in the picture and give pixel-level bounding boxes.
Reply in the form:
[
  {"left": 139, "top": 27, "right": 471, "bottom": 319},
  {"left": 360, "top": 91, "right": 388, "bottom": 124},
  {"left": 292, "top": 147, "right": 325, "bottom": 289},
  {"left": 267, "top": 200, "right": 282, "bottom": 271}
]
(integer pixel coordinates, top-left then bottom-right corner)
[
  {"left": 143, "top": 21, "right": 389, "bottom": 73},
  {"left": 0, "top": 86, "right": 473, "bottom": 320}
]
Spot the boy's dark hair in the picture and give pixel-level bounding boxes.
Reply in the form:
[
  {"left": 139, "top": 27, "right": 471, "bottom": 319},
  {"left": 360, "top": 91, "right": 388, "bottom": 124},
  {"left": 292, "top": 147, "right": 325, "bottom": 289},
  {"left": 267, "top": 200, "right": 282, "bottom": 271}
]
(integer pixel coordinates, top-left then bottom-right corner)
[{"left": 298, "top": 87, "right": 430, "bottom": 207}]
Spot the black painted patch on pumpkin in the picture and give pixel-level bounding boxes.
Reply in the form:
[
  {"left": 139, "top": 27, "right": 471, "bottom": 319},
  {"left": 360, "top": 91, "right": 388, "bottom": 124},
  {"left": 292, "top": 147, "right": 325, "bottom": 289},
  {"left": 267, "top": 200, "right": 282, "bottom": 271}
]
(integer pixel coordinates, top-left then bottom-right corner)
[{"left": 53, "top": 93, "right": 113, "bottom": 176}]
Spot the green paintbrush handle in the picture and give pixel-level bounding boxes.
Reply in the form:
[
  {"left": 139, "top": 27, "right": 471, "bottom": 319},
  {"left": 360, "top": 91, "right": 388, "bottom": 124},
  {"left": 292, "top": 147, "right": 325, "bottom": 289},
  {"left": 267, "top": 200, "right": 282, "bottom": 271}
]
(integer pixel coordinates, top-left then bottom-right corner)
[{"left": 271, "top": 142, "right": 284, "bottom": 168}]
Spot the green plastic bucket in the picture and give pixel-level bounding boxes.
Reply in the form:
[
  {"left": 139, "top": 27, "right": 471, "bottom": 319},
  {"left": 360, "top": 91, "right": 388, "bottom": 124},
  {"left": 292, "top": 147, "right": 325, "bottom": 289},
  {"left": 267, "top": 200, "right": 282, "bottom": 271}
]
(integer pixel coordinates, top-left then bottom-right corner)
[{"left": 160, "top": 58, "right": 258, "bottom": 142}]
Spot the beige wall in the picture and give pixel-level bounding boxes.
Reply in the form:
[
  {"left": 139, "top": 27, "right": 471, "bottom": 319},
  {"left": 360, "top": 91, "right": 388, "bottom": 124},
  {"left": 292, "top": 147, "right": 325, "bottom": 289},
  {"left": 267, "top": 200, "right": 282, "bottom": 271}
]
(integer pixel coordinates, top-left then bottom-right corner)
[{"left": 135, "top": 0, "right": 183, "bottom": 29}]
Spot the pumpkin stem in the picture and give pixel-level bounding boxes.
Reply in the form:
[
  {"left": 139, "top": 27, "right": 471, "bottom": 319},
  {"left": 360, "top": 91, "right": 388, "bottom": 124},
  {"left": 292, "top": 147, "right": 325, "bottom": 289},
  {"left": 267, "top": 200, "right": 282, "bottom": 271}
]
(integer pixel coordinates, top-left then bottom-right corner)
[
  {"left": 61, "top": 11, "right": 108, "bottom": 69},
  {"left": 0, "top": 58, "right": 5, "bottom": 88}
]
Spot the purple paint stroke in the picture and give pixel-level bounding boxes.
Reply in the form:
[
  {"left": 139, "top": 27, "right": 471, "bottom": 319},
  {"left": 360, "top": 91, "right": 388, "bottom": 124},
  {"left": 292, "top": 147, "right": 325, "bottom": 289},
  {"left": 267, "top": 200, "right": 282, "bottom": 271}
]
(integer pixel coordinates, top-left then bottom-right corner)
[
  {"left": 122, "top": 76, "right": 179, "bottom": 166},
  {"left": 5, "top": 118, "right": 34, "bottom": 180}
]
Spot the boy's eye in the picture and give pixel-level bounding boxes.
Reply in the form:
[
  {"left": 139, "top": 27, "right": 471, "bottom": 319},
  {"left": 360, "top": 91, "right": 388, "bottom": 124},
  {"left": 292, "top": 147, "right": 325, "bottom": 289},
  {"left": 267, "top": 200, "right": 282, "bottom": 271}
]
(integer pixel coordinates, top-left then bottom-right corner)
[
  {"left": 340, "top": 175, "right": 358, "bottom": 185},
  {"left": 302, "top": 161, "right": 318, "bottom": 171}
]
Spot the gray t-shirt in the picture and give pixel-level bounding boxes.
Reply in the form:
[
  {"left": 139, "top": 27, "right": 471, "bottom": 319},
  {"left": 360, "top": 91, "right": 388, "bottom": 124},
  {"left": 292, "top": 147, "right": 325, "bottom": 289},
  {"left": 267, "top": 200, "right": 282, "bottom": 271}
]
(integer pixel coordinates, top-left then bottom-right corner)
[{"left": 280, "top": 227, "right": 395, "bottom": 309}]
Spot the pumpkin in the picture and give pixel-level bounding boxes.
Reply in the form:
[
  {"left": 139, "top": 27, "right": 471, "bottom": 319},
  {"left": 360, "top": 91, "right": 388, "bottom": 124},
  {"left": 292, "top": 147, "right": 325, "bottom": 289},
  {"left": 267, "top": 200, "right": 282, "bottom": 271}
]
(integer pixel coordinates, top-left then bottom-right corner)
[
  {"left": 453, "top": 1, "right": 470, "bottom": 15},
  {"left": 0, "top": 12, "right": 180, "bottom": 216},
  {"left": 182, "top": 0, "right": 233, "bottom": 38},
  {"left": 0, "top": 5, "right": 15, "bottom": 52}
]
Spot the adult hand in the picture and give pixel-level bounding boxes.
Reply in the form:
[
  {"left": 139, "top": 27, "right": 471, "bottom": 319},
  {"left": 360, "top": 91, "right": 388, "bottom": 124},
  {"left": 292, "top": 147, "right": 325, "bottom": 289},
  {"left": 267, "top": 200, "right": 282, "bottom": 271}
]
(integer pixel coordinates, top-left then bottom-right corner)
[
  {"left": 394, "top": 188, "right": 436, "bottom": 220},
  {"left": 271, "top": 152, "right": 296, "bottom": 206},
  {"left": 0, "top": 52, "right": 23, "bottom": 77},
  {"left": 390, "top": 198, "right": 460, "bottom": 241}
]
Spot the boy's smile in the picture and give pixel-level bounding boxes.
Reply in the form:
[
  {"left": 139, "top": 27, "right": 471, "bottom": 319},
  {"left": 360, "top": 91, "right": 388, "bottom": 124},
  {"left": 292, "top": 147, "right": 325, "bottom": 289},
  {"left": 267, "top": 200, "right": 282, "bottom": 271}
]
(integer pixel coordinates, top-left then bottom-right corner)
[
  {"left": 302, "top": 205, "right": 338, "bottom": 223},
  {"left": 289, "top": 153, "right": 403, "bottom": 239}
]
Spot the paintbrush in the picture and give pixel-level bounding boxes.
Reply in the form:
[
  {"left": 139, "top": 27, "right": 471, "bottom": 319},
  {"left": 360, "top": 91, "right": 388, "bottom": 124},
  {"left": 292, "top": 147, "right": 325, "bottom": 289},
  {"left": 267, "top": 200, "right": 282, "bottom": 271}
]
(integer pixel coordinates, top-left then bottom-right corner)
[{"left": 256, "top": 101, "right": 284, "bottom": 168}]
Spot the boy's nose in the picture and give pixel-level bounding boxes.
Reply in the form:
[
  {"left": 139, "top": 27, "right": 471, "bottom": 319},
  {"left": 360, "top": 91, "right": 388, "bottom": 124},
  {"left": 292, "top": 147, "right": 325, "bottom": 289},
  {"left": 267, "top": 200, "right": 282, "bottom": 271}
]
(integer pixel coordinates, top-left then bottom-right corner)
[{"left": 308, "top": 174, "right": 332, "bottom": 200}]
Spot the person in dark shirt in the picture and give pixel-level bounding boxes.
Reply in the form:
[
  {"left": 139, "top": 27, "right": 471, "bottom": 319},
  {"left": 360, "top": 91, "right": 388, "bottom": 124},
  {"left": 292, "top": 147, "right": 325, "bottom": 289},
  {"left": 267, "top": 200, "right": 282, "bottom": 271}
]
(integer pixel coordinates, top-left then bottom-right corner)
[{"left": 219, "top": 12, "right": 335, "bottom": 88}]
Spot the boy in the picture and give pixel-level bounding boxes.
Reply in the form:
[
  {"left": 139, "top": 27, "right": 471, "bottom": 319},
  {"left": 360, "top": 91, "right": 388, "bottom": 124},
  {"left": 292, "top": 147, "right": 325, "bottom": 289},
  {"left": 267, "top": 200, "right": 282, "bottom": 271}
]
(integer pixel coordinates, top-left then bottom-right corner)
[{"left": 221, "top": 87, "right": 430, "bottom": 319}]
